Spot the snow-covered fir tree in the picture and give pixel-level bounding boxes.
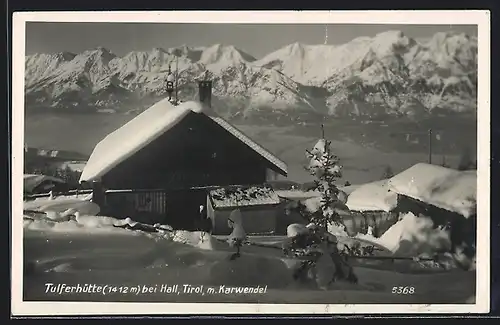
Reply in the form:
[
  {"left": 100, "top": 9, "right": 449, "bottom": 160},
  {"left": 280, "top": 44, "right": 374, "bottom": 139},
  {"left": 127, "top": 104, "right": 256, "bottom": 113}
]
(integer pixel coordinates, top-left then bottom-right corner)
[{"left": 304, "top": 126, "right": 344, "bottom": 231}]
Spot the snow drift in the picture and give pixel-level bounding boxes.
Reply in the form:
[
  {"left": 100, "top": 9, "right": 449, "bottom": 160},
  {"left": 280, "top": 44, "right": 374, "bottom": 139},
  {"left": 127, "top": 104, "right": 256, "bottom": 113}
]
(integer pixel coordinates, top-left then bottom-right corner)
[
  {"left": 23, "top": 214, "right": 217, "bottom": 250},
  {"left": 23, "top": 213, "right": 297, "bottom": 289},
  {"left": 356, "top": 212, "right": 475, "bottom": 270},
  {"left": 361, "top": 212, "right": 451, "bottom": 256},
  {"left": 24, "top": 196, "right": 98, "bottom": 216},
  {"left": 388, "top": 163, "right": 476, "bottom": 218}
]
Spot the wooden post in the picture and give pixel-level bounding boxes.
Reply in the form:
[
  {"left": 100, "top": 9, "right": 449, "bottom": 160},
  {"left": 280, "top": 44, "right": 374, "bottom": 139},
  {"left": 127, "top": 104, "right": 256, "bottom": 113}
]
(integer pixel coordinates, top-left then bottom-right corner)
[
  {"left": 428, "top": 128, "right": 433, "bottom": 164},
  {"left": 92, "top": 180, "right": 105, "bottom": 211}
]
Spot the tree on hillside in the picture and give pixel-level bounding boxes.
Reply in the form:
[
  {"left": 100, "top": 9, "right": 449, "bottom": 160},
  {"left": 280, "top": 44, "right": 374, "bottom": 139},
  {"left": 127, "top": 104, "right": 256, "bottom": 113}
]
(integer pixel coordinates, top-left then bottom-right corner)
[
  {"left": 381, "top": 165, "right": 394, "bottom": 180},
  {"left": 304, "top": 130, "right": 344, "bottom": 230}
]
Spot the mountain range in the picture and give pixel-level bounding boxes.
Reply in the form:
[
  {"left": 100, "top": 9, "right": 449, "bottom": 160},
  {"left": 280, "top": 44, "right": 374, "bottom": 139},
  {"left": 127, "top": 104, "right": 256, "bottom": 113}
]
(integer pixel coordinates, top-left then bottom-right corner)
[{"left": 24, "top": 30, "right": 478, "bottom": 121}]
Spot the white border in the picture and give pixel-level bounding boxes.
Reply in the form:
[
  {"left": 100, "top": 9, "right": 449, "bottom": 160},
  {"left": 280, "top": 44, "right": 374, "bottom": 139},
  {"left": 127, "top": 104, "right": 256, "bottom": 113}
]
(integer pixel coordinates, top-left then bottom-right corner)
[{"left": 11, "top": 10, "right": 491, "bottom": 316}]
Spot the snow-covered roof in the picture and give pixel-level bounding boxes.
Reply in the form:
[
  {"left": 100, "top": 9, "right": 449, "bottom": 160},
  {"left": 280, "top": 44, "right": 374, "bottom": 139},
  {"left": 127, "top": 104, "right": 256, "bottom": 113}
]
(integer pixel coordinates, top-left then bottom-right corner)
[
  {"left": 24, "top": 174, "right": 66, "bottom": 193},
  {"left": 388, "top": 163, "right": 477, "bottom": 218},
  {"left": 346, "top": 179, "right": 398, "bottom": 212},
  {"left": 208, "top": 185, "right": 281, "bottom": 209},
  {"left": 80, "top": 99, "right": 287, "bottom": 183}
]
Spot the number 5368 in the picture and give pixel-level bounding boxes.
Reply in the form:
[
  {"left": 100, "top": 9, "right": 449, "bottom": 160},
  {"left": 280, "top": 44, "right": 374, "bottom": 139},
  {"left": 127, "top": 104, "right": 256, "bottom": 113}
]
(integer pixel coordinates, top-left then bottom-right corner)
[{"left": 392, "top": 286, "right": 415, "bottom": 294}]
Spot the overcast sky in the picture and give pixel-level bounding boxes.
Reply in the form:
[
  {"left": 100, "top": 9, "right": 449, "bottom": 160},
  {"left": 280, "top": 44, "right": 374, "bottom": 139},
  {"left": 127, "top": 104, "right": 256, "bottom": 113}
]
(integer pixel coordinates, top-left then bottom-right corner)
[{"left": 25, "top": 23, "right": 477, "bottom": 58}]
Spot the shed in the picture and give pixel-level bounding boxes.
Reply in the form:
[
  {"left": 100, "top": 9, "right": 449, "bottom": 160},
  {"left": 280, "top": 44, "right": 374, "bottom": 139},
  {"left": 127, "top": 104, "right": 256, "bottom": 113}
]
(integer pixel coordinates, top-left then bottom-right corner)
[
  {"left": 79, "top": 81, "right": 288, "bottom": 229},
  {"left": 23, "top": 174, "right": 68, "bottom": 195},
  {"left": 344, "top": 179, "right": 399, "bottom": 237},
  {"left": 207, "top": 185, "right": 282, "bottom": 235}
]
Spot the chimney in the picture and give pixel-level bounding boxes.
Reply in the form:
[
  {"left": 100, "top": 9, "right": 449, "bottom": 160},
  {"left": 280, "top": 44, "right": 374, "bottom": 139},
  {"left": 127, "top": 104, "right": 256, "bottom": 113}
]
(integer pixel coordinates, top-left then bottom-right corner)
[{"left": 198, "top": 80, "right": 212, "bottom": 108}]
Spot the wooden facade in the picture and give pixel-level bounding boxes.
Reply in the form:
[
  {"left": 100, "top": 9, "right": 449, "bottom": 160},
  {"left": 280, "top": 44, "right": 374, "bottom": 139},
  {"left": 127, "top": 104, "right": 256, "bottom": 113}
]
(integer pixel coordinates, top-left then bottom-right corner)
[
  {"left": 207, "top": 200, "right": 280, "bottom": 236},
  {"left": 205, "top": 185, "right": 282, "bottom": 235}
]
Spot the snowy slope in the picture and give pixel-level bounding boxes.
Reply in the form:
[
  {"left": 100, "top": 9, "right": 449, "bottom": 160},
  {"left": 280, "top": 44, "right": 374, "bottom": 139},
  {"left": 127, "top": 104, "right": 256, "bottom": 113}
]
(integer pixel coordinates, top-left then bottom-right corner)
[{"left": 25, "top": 31, "right": 477, "bottom": 119}]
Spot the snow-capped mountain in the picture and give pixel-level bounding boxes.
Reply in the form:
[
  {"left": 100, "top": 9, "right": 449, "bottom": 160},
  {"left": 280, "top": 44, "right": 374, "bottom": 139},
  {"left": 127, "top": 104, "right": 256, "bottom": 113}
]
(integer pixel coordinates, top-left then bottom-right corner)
[{"left": 25, "top": 30, "right": 477, "bottom": 120}]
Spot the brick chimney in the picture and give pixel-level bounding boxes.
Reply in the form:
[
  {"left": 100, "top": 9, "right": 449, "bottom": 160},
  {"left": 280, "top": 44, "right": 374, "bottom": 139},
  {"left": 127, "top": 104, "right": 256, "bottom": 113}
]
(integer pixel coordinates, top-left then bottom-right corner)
[{"left": 198, "top": 80, "right": 212, "bottom": 108}]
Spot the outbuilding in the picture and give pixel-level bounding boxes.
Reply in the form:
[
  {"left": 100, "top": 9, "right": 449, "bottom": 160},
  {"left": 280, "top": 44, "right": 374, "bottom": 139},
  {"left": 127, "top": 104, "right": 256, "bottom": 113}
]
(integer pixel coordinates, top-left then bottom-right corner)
[
  {"left": 387, "top": 163, "right": 477, "bottom": 254},
  {"left": 206, "top": 185, "right": 282, "bottom": 235}
]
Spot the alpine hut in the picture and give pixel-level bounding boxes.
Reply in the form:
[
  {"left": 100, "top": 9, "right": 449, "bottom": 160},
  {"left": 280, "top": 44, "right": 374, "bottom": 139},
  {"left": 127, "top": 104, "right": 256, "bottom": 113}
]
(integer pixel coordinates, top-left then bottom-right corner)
[
  {"left": 79, "top": 81, "right": 288, "bottom": 230},
  {"left": 387, "top": 163, "right": 477, "bottom": 254},
  {"left": 23, "top": 174, "right": 69, "bottom": 196}
]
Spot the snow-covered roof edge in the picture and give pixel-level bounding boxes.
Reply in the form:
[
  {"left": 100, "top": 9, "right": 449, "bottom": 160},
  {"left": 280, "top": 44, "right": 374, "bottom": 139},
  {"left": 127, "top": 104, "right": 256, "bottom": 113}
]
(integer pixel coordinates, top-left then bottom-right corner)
[
  {"left": 80, "top": 99, "right": 205, "bottom": 183},
  {"left": 209, "top": 116, "right": 288, "bottom": 175}
]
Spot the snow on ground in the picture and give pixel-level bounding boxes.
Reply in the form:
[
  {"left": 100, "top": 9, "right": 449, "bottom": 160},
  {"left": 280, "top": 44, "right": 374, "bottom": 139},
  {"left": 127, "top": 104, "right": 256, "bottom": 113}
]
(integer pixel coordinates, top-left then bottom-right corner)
[
  {"left": 356, "top": 212, "right": 451, "bottom": 256},
  {"left": 345, "top": 179, "right": 397, "bottom": 212},
  {"left": 388, "top": 163, "right": 477, "bottom": 218},
  {"left": 23, "top": 214, "right": 215, "bottom": 250},
  {"left": 24, "top": 195, "right": 97, "bottom": 215},
  {"left": 25, "top": 192, "right": 92, "bottom": 204},
  {"left": 22, "top": 212, "right": 475, "bottom": 303}
]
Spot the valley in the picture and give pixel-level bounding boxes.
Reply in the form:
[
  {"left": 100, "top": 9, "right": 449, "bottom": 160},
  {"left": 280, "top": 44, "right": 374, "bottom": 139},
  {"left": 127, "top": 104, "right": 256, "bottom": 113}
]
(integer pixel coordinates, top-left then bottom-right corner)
[{"left": 24, "top": 111, "right": 476, "bottom": 185}]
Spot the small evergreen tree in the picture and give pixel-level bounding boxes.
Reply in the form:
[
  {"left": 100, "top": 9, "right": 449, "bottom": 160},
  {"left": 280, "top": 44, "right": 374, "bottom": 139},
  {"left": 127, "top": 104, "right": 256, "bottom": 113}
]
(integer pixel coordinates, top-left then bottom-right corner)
[
  {"left": 304, "top": 131, "right": 344, "bottom": 231},
  {"left": 381, "top": 165, "right": 394, "bottom": 179}
]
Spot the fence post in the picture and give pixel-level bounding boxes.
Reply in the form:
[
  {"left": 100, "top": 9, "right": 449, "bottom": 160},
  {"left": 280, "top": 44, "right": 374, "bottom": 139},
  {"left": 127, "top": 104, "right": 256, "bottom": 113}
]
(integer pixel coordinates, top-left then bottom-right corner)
[{"left": 92, "top": 180, "right": 105, "bottom": 211}]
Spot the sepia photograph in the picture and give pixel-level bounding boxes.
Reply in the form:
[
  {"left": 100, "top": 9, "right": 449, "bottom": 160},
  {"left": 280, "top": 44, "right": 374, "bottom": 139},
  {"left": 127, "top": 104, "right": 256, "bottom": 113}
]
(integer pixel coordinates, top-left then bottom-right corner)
[{"left": 11, "top": 11, "right": 490, "bottom": 315}]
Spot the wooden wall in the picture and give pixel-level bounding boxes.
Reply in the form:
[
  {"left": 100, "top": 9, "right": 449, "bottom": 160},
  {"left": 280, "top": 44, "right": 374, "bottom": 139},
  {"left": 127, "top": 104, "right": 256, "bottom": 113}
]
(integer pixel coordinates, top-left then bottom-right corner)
[{"left": 207, "top": 202, "right": 279, "bottom": 235}]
